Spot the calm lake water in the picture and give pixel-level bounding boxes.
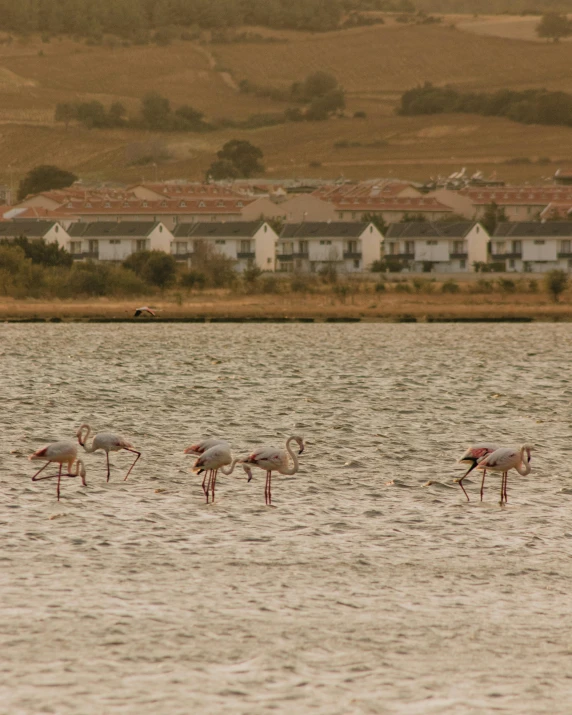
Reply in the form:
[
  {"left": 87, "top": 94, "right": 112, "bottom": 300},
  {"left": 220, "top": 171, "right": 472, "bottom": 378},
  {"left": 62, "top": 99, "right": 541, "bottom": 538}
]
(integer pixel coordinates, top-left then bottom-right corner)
[{"left": 2, "top": 323, "right": 572, "bottom": 714}]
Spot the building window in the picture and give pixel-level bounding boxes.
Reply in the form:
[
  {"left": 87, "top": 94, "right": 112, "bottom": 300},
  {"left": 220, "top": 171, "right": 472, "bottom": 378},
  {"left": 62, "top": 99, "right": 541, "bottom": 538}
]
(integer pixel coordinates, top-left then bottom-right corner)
[
  {"left": 509, "top": 259, "right": 515, "bottom": 268},
  {"left": 459, "top": 259, "right": 466, "bottom": 269},
  {"left": 136, "top": 239, "right": 147, "bottom": 251},
  {"left": 353, "top": 259, "right": 360, "bottom": 268},
  {"left": 109, "top": 239, "right": 120, "bottom": 244},
  {"left": 319, "top": 240, "right": 332, "bottom": 245},
  {"left": 159, "top": 225, "right": 163, "bottom": 232},
  {"left": 426, "top": 240, "right": 437, "bottom": 246},
  {"left": 534, "top": 240, "right": 545, "bottom": 245},
  {"left": 69, "top": 241, "right": 82, "bottom": 254},
  {"left": 215, "top": 239, "right": 226, "bottom": 245},
  {"left": 561, "top": 240, "right": 571, "bottom": 254},
  {"left": 264, "top": 225, "right": 267, "bottom": 232},
  {"left": 267, "top": 257, "right": 272, "bottom": 264}
]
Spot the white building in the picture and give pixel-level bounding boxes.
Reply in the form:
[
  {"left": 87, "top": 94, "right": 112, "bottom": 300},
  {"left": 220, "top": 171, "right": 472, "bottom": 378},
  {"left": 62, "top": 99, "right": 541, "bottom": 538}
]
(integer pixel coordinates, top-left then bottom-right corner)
[
  {"left": 384, "top": 222, "right": 488, "bottom": 272},
  {"left": 0, "top": 220, "right": 69, "bottom": 245},
  {"left": 66, "top": 221, "right": 172, "bottom": 261},
  {"left": 276, "top": 222, "right": 383, "bottom": 273},
  {"left": 492, "top": 222, "right": 572, "bottom": 272},
  {"left": 171, "top": 221, "right": 277, "bottom": 272}
]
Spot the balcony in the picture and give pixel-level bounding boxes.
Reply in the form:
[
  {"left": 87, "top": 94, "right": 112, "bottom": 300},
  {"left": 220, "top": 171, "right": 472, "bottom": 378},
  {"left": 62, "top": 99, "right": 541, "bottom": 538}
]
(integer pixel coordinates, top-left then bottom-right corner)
[
  {"left": 387, "top": 252, "right": 414, "bottom": 260},
  {"left": 72, "top": 251, "right": 99, "bottom": 260},
  {"left": 450, "top": 252, "right": 468, "bottom": 259},
  {"left": 237, "top": 251, "right": 256, "bottom": 260},
  {"left": 173, "top": 252, "right": 193, "bottom": 260},
  {"left": 343, "top": 251, "right": 362, "bottom": 260},
  {"left": 557, "top": 252, "right": 572, "bottom": 258},
  {"left": 491, "top": 252, "right": 522, "bottom": 259}
]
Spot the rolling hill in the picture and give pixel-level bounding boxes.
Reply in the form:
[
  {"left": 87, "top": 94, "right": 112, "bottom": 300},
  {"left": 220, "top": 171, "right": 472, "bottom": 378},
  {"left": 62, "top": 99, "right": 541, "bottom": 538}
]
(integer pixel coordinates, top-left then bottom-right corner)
[{"left": 1, "top": 20, "right": 572, "bottom": 189}]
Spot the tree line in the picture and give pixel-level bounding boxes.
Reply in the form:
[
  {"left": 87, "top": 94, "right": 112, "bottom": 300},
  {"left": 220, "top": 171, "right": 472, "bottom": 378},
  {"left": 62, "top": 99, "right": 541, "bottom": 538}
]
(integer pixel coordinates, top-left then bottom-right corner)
[
  {"left": 398, "top": 82, "right": 572, "bottom": 127},
  {"left": 0, "top": 0, "right": 405, "bottom": 38}
]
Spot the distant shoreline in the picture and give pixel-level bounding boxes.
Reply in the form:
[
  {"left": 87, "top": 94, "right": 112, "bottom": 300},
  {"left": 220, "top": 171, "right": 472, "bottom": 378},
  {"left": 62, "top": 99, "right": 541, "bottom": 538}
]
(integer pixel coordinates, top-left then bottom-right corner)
[{"left": 1, "top": 295, "right": 572, "bottom": 323}]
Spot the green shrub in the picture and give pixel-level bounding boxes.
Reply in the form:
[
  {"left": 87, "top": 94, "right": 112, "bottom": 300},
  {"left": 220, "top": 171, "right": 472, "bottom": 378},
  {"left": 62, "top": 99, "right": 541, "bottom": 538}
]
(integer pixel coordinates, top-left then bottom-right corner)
[
  {"left": 470, "top": 278, "right": 494, "bottom": 293},
  {"left": 180, "top": 270, "right": 207, "bottom": 290},
  {"left": 374, "top": 281, "right": 386, "bottom": 292},
  {"left": 441, "top": 279, "right": 460, "bottom": 293},
  {"left": 261, "top": 275, "right": 280, "bottom": 293},
  {"left": 395, "top": 282, "right": 412, "bottom": 293},
  {"left": 544, "top": 269, "right": 569, "bottom": 302},
  {"left": 497, "top": 277, "right": 516, "bottom": 292}
]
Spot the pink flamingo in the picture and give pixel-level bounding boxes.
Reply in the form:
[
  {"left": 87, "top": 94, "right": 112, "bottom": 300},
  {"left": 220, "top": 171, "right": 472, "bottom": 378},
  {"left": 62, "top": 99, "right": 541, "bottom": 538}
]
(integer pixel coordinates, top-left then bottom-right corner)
[
  {"left": 77, "top": 424, "right": 141, "bottom": 482},
  {"left": 29, "top": 440, "right": 87, "bottom": 501},
  {"left": 476, "top": 444, "right": 533, "bottom": 506},
  {"left": 184, "top": 438, "right": 230, "bottom": 495},
  {"left": 241, "top": 436, "right": 305, "bottom": 505},
  {"left": 457, "top": 442, "right": 500, "bottom": 501},
  {"left": 192, "top": 443, "right": 252, "bottom": 503}
]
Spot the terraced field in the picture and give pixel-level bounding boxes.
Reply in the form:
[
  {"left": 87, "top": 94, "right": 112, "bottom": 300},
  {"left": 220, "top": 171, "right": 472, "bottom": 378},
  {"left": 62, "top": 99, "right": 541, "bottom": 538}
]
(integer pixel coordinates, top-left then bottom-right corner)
[{"left": 0, "top": 22, "right": 572, "bottom": 187}]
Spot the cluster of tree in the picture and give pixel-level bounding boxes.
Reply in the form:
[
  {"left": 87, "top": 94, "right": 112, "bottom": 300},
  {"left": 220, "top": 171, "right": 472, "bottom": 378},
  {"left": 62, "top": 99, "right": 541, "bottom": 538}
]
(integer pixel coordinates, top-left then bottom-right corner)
[
  {"left": 17, "top": 165, "right": 77, "bottom": 201},
  {"left": 55, "top": 93, "right": 211, "bottom": 132},
  {"left": 411, "top": 0, "right": 570, "bottom": 12},
  {"left": 536, "top": 13, "right": 572, "bottom": 42},
  {"left": 207, "top": 140, "right": 264, "bottom": 180},
  {"left": 0, "top": 0, "right": 345, "bottom": 38},
  {"left": 0, "top": 236, "right": 73, "bottom": 267},
  {"left": 398, "top": 82, "right": 572, "bottom": 128},
  {"left": 342, "top": 0, "right": 415, "bottom": 9},
  {"left": 240, "top": 71, "right": 346, "bottom": 121}
]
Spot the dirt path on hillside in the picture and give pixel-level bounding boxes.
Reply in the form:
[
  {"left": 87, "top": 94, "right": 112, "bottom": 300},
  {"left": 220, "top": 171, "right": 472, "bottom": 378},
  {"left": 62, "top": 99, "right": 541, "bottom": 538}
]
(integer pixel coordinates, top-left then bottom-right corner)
[{"left": 192, "top": 44, "right": 239, "bottom": 91}]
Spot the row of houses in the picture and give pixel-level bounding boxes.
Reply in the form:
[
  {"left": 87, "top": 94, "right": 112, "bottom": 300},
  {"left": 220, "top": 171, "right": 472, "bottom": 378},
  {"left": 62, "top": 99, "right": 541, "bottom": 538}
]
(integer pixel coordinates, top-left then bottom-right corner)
[
  {"left": 5, "top": 216, "right": 572, "bottom": 273},
  {"left": 6, "top": 179, "right": 572, "bottom": 228}
]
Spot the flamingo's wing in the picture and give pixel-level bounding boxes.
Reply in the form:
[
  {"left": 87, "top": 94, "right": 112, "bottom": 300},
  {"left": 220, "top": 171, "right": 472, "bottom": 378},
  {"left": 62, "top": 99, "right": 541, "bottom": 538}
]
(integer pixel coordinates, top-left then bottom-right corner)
[
  {"left": 458, "top": 443, "right": 499, "bottom": 463},
  {"left": 134, "top": 310, "right": 142, "bottom": 317},
  {"left": 246, "top": 446, "right": 284, "bottom": 468},
  {"left": 29, "top": 445, "right": 49, "bottom": 460},
  {"left": 147, "top": 308, "right": 156, "bottom": 316},
  {"left": 478, "top": 448, "right": 516, "bottom": 469}
]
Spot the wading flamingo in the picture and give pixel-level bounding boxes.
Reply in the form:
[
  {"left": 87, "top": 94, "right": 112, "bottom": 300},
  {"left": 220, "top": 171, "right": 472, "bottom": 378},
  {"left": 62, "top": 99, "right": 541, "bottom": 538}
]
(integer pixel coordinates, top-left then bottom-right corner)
[
  {"left": 476, "top": 444, "right": 533, "bottom": 506},
  {"left": 77, "top": 424, "right": 141, "bottom": 482},
  {"left": 241, "top": 436, "right": 305, "bottom": 506},
  {"left": 29, "top": 441, "right": 87, "bottom": 501},
  {"left": 457, "top": 442, "right": 500, "bottom": 501},
  {"left": 192, "top": 443, "right": 252, "bottom": 503}
]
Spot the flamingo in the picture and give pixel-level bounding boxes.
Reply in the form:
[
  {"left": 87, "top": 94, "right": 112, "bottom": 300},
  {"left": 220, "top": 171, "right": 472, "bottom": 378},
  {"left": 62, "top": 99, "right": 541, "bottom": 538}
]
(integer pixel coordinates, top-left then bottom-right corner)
[
  {"left": 76, "top": 424, "right": 141, "bottom": 482},
  {"left": 192, "top": 443, "right": 252, "bottom": 503},
  {"left": 476, "top": 444, "right": 533, "bottom": 506},
  {"left": 184, "top": 438, "right": 230, "bottom": 495},
  {"left": 241, "top": 436, "right": 305, "bottom": 506},
  {"left": 134, "top": 306, "right": 156, "bottom": 317},
  {"left": 457, "top": 442, "right": 500, "bottom": 501},
  {"left": 29, "top": 440, "right": 87, "bottom": 501}
]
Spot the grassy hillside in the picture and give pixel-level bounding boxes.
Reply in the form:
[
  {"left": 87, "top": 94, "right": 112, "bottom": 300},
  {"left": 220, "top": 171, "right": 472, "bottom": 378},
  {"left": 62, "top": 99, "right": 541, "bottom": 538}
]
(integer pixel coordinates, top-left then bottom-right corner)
[{"left": 1, "top": 22, "right": 572, "bottom": 188}]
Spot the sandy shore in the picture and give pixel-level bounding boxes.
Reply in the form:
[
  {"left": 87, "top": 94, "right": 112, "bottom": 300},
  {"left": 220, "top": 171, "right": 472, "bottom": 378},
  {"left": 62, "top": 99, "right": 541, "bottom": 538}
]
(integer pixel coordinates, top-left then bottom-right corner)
[{"left": 1, "top": 292, "right": 571, "bottom": 321}]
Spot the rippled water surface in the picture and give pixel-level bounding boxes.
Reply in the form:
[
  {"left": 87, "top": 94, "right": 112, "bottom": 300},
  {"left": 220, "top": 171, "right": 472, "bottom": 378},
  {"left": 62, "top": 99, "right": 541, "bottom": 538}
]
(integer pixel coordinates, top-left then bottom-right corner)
[{"left": 2, "top": 323, "right": 572, "bottom": 714}]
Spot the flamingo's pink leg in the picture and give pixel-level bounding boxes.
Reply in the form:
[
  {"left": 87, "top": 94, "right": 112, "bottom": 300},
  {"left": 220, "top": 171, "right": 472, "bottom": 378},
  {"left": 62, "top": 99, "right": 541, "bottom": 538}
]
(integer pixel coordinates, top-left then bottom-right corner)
[
  {"left": 56, "top": 463, "right": 62, "bottom": 501},
  {"left": 205, "top": 470, "right": 212, "bottom": 503},
  {"left": 201, "top": 470, "right": 209, "bottom": 496},
  {"left": 480, "top": 469, "right": 487, "bottom": 501},
  {"left": 106, "top": 451, "right": 111, "bottom": 483},
  {"left": 211, "top": 470, "right": 217, "bottom": 502},
  {"left": 504, "top": 473, "right": 508, "bottom": 502},
  {"left": 458, "top": 477, "right": 470, "bottom": 501},
  {"left": 499, "top": 472, "right": 507, "bottom": 506},
  {"left": 123, "top": 448, "right": 141, "bottom": 481},
  {"left": 31, "top": 462, "right": 50, "bottom": 481}
]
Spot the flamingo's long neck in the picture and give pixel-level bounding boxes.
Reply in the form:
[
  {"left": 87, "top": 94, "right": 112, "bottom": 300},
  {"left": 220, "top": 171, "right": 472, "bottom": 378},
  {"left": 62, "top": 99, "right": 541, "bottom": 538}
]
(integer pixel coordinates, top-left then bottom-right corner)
[
  {"left": 79, "top": 424, "right": 96, "bottom": 453},
  {"left": 220, "top": 458, "right": 239, "bottom": 476},
  {"left": 515, "top": 446, "right": 532, "bottom": 476},
  {"left": 281, "top": 437, "right": 299, "bottom": 476}
]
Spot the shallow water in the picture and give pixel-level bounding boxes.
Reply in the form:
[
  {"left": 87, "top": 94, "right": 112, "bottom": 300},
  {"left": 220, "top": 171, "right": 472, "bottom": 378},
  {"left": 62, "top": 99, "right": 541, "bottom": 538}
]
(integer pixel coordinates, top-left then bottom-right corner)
[{"left": 1, "top": 323, "right": 572, "bottom": 714}]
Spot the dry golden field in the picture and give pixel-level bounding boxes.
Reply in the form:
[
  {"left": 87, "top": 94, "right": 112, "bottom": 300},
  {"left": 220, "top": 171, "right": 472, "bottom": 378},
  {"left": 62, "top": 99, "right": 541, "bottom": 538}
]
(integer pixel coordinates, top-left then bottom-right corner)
[
  {"left": 2, "top": 290, "right": 572, "bottom": 322},
  {"left": 1, "top": 21, "right": 572, "bottom": 186}
]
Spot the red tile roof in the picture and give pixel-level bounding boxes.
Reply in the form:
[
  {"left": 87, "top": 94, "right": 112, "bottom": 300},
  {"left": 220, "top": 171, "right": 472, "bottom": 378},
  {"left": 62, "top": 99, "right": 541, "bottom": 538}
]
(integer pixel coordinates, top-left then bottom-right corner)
[
  {"left": 460, "top": 187, "right": 572, "bottom": 205},
  {"left": 334, "top": 196, "right": 452, "bottom": 212}
]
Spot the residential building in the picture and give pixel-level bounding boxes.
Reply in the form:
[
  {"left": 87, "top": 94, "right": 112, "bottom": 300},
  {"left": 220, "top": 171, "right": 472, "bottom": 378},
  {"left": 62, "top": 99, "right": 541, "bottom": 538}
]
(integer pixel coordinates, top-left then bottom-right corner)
[
  {"left": 384, "top": 222, "right": 488, "bottom": 272},
  {"left": 276, "top": 222, "right": 383, "bottom": 273},
  {"left": 0, "top": 220, "right": 69, "bottom": 245},
  {"left": 0, "top": 185, "right": 12, "bottom": 205},
  {"left": 66, "top": 221, "right": 172, "bottom": 261},
  {"left": 459, "top": 186, "right": 572, "bottom": 221},
  {"left": 241, "top": 194, "right": 338, "bottom": 223},
  {"left": 171, "top": 221, "right": 277, "bottom": 272},
  {"left": 492, "top": 222, "right": 572, "bottom": 272}
]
